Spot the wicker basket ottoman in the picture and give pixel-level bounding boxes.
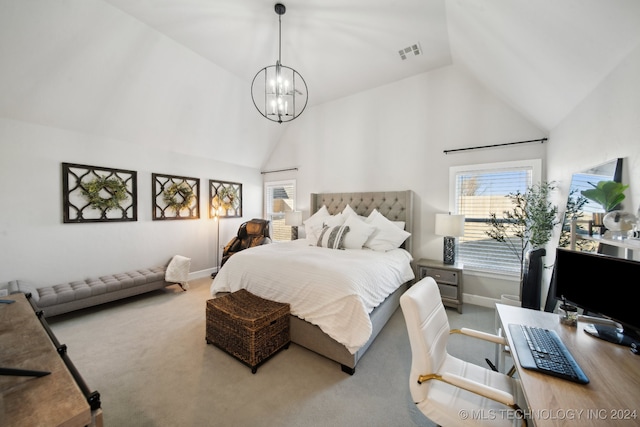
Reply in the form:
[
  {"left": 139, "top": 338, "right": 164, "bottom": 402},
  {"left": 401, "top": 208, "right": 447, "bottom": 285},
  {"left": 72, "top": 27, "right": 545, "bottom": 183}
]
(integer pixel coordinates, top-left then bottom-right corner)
[{"left": 206, "top": 289, "right": 290, "bottom": 373}]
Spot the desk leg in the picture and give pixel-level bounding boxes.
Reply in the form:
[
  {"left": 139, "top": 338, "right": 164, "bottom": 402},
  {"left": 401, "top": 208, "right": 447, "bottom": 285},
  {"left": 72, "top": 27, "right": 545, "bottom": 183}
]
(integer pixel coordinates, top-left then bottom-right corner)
[{"left": 494, "top": 310, "right": 507, "bottom": 373}]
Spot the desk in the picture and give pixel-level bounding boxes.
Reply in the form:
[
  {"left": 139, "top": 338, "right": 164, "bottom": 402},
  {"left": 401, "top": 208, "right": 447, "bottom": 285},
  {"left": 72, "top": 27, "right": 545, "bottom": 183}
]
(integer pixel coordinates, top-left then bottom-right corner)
[
  {"left": 0, "top": 293, "right": 101, "bottom": 426},
  {"left": 497, "top": 304, "right": 640, "bottom": 427}
]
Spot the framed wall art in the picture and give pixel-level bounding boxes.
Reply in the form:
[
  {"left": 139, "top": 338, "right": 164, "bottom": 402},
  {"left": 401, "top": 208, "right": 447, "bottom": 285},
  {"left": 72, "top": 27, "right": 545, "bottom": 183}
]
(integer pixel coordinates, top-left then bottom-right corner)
[
  {"left": 152, "top": 173, "right": 200, "bottom": 220},
  {"left": 209, "top": 180, "right": 242, "bottom": 218},
  {"left": 62, "top": 162, "right": 137, "bottom": 223}
]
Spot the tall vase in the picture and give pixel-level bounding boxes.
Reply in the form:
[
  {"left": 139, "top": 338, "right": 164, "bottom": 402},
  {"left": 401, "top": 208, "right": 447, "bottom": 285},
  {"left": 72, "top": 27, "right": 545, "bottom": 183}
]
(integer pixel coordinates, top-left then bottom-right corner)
[{"left": 592, "top": 212, "right": 604, "bottom": 227}]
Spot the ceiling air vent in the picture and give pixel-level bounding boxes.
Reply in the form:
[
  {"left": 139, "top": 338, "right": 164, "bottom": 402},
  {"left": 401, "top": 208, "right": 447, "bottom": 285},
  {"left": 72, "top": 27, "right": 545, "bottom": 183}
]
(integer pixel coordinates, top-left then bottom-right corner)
[{"left": 399, "top": 43, "right": 421, "bottom": 60}]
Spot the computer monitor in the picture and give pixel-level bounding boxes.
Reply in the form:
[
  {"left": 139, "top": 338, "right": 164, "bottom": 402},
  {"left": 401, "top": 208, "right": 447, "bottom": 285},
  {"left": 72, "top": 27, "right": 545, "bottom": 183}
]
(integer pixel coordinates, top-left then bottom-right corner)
[{"left": 554, "top": 248, "right": 640, "bottom": 346}]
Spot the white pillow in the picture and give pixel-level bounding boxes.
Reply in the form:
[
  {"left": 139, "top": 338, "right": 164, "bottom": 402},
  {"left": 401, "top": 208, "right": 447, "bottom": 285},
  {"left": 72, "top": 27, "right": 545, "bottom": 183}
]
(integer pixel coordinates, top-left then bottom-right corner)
[
  {"left": 317, "top": 225, "right": 350, "bottom": 249},
  {"left": 392, "top": 220, "right": 406, "bottom": 230},
  {"left": 342, "top": 215, "right": 377, "bottom": 249},
  {"left": 364, "top": 210, "right": 411, "bottom": 251},
  {"left": 342, "top": 204, "right": 358, "bottom": 218},
  {"left": 304, "top": 205, "right": 330, "bottom": 243},
  {"left": 323, "top": 212, "right": 346, "bottom": 227},
  {"left": 305, "top": 205, "right": 330, "bottom": 224},
  {"left": 342, "top": 204, "right": 368, "bottom": 221},
  {"left": 364, "top": 209, "right": 404, "bottom": 229},
  {"left": 165, "top": 255, "right": 191, "bottom": 288}
]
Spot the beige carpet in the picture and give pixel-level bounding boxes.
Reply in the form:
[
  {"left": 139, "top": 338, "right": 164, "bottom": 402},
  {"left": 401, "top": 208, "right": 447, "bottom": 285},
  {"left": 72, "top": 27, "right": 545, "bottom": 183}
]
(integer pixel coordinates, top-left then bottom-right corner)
[{"left": 48, "top": 277, "right": 500, "bottom": 427}]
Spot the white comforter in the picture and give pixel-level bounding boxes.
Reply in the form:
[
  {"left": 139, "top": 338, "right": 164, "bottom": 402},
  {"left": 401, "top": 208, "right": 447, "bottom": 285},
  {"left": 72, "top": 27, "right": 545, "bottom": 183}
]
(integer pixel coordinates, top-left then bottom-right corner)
[{"left": 210, "top": 240, "right": 415, "bottom": 354}]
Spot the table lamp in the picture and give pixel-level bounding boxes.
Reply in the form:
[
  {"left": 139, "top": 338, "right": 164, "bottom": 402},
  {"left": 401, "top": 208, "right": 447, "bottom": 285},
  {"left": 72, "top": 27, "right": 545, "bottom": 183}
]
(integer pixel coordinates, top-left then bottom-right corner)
[
  {"left": 435, "top": 213, "right": 465, "bottom": 265},
  {"left": 285, "top": 211, "right": 303, "bottom": 240}
]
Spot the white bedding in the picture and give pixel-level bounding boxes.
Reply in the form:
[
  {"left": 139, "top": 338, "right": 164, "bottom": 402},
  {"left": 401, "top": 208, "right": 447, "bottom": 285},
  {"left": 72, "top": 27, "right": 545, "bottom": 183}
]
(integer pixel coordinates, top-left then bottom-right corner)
[{"left": 210, "top": 240, "right": 415, "bottom": 354}]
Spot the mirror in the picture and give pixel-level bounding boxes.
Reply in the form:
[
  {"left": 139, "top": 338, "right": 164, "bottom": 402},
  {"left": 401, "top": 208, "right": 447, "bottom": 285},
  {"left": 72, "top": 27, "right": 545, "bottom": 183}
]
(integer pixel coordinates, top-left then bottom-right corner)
[
  {"left": 545, "top": 158, "right": 622, "bottom": 312},
  {"left": 559, "top": 158, "right": 623, "bottom": 244}
]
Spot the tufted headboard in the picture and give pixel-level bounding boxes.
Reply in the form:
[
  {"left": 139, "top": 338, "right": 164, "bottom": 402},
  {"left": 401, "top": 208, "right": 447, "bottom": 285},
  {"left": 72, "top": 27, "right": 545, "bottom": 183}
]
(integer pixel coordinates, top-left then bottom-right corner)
[{"left": 309, "top": 190, "right": 414, "bottom": 254}]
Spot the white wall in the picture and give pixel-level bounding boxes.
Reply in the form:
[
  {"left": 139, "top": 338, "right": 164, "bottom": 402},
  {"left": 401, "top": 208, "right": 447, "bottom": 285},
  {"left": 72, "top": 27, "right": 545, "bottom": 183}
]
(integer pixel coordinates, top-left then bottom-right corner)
[
  {"left": 0, "top": 0, "right": 283, "bottom": 169},
  {"left": 0, "top": 0, "right": 270, "bottom": 285},
  {"left": 549, "top": 43, "right": 640, "bottom": 219},
  {"left": 0, "top": 117, "right": 262, "bottom": 284},
  {"left": 263, "top": 64, "right": 547, "bottom": 300},
  {"left": 542, "top": 42, "right": 640, "bottom": 304}
]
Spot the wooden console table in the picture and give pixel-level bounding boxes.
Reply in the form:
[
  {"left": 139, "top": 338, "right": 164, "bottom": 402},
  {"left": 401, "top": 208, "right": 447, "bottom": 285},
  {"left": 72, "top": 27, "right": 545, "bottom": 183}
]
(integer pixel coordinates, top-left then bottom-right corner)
[{"left": 0, "top": 293, "right": 102, "bottom": 426}]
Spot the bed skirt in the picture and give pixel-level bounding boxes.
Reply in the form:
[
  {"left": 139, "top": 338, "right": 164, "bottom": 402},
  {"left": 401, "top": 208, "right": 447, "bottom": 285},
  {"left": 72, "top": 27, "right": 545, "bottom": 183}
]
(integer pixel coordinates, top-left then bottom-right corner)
[{"left": 289, "top": 281, "right": 409, "bottom": 374}]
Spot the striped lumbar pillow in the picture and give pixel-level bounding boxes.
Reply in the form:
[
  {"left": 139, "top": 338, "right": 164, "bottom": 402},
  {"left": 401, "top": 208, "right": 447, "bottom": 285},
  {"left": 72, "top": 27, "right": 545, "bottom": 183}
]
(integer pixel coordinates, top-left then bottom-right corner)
[{"left": 317, "top": 225, "right": 350, "bottom": 249}]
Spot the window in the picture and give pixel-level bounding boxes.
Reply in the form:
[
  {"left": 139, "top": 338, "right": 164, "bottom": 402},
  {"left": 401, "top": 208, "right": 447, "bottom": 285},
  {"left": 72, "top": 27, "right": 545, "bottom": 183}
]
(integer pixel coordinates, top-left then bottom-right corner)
[
  {"left": 264, "top": 179, "right": 296, "bottom": 242},
  {"left": 450, "top": 159, "right": 541, "bottom": 275}
]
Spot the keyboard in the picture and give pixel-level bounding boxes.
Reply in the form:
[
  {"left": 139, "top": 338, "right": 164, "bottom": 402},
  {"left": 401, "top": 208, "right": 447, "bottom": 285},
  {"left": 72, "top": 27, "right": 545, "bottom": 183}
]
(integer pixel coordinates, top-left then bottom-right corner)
[{"left": 508, "top": 324, "right": 589, "bottom": 384}]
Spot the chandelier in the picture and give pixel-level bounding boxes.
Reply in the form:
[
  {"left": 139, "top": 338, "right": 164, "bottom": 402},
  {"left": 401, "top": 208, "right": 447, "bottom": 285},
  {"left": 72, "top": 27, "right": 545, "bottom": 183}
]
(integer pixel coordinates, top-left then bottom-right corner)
[{"left": 251, "top": 3, "right": 308, "bottom": 123}]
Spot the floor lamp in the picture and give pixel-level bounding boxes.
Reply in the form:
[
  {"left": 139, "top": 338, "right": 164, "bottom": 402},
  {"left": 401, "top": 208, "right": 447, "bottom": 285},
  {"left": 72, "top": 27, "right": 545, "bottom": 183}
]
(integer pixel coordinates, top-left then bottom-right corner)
[
  {"left": 435, "top": 213, "right": 465, "bottom": 265},
  {"left": 211, "top": 207, "right": 222, "bottom": 278}
]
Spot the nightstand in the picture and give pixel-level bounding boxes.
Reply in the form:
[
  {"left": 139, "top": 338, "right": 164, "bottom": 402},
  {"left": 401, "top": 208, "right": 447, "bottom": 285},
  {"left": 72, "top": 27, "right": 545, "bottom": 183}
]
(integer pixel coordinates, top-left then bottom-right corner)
[{"left": 416, "top": 259, "right": 463, "bottom": 313}]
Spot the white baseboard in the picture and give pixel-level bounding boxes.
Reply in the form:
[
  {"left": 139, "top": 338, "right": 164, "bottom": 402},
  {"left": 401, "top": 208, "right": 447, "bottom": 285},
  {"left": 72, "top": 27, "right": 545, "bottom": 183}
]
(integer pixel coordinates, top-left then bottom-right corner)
[
  {"left": 463, "top": 293, "right": 500, "bottom": 309},
  {"left": 189, "top": 268, "right": 216, "bottom": 280}
]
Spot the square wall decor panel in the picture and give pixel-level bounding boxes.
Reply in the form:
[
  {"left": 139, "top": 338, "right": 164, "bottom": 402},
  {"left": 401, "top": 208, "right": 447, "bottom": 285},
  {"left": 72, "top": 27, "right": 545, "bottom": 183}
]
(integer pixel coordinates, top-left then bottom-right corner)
[
  {"left": 209, "top": 180, "right": 242, "bottom": 218},
  {"left": 152, "top": 173, "right": 200, "bottom": 220},
  {"left": 62, "top": 163, "right": 137, "bottom": 223}
]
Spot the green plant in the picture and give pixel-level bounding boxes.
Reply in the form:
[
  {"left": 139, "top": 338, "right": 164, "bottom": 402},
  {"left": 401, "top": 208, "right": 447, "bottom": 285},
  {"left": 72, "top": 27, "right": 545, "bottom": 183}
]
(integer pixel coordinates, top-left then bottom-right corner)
[
  {"left": 558, "top": 188, "right": 591, "bottom": 249},
  {"left": 486, "top": 181, "right": 559, "bottom": 281},
  {"left": 217, "top": 186, "right": 239, "bottom": 210},
  {"left": 81, "top": 176, "right": 129, "bottom": 212},
  {"left": 163, "top": 182, "right": 195, "bottom": 213},
  {"left": 581, "top": 180, "right": 628, "bottom": 212}
]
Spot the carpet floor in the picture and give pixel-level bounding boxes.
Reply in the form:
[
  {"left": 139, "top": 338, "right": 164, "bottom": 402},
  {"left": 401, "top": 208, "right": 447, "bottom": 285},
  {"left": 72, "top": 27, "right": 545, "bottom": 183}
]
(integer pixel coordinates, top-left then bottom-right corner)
[{"left": 48, "top": 277, "right": 503, "bottom": 427}]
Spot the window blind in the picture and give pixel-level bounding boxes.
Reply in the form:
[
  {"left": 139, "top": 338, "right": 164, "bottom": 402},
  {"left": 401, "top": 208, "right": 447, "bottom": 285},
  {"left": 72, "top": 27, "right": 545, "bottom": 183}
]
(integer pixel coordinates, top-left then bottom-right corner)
[
  {"left": 453, "top": 164, "right": 534, "bottom": 275},
  {"left": 264, "top": 180, "right": 296, "bottom": 242}
]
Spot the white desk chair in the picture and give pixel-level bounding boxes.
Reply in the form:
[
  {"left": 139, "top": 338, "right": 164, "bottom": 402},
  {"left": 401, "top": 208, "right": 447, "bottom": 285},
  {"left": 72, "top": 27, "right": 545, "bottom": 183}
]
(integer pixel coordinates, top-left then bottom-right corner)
[{"left": 400, "top": 277, "right": 527, "bottom": 427}]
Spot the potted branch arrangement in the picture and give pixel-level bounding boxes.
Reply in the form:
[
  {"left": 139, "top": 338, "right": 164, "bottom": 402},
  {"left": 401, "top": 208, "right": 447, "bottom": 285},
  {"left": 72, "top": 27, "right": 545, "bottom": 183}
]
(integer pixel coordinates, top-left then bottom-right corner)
[
  {"left": 558, "top": 188, "right": 589, "bottom": 249},
  {"left": 486, "top": 181, "right": 559, "bottom": 304}
]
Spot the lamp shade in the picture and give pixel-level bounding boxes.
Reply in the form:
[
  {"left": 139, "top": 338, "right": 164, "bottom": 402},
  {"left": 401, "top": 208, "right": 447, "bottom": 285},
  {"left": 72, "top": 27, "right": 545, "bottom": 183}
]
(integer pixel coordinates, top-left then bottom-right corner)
[
  {"left": 435, "top": 214, "right": 465, "bottom": 237},
  {"left": 285, "top": 211, "right": 303, "bottom": 227}
]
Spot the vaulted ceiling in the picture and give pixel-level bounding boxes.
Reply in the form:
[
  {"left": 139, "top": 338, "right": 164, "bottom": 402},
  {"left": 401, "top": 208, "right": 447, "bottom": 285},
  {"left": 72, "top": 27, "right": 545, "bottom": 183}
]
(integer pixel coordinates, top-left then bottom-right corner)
[
  {"left": 2, "top": 1, "right": 640, "bottom": 169},
  {"left": 104, "top": 0, "right": 640, "bottom": 131}
]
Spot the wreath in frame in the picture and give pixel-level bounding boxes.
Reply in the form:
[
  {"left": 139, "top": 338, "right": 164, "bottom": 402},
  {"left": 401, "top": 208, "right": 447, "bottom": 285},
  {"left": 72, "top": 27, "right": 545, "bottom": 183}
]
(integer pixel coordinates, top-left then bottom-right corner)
[
  {"left": 217, "top": 186, "right": 239, "bottom": 211},
  {"left": 81, "top": 176, "right": 129, "bottom": 212},
  {"left": 163, "top": 182, "right": 195, "bottom": 212}
]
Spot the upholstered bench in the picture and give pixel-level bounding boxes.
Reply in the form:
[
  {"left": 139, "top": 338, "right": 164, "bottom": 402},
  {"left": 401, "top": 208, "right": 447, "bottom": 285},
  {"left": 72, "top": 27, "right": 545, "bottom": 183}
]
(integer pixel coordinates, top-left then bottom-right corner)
[{"left": 4, "top": 256, "right": 191, "bottom": 317}]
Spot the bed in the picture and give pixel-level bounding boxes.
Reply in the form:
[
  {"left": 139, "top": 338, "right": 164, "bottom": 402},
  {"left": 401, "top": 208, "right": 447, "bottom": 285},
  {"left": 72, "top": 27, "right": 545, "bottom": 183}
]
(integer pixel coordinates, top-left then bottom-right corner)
[{"left": 210, "top": 190, "right": 414, "bottom": 374}]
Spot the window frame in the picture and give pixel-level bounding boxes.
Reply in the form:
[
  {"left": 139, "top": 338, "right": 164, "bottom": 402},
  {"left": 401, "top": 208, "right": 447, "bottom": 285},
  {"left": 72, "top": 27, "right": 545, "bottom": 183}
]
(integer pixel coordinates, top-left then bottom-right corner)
[
  {"left": 449, "top": 159, "right": 542, "bottom": 277},
  {"left": 264, "top": 179, "right": 297, "bottom": 242}
]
